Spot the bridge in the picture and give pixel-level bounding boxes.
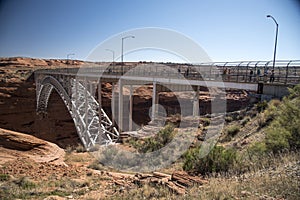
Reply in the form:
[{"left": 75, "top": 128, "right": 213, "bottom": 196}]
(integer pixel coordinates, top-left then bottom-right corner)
[{"left": 34, "top": 60, "right": 300, "bottom": 150}]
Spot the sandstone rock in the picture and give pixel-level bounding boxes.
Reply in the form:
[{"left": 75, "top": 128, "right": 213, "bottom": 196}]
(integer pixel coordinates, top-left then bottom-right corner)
[{"left": 0, "top": 128, "right": 65, "bottom": 165}]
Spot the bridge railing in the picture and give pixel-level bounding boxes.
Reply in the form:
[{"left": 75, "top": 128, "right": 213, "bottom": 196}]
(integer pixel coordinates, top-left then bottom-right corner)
[{"left": 35, "top": 60, "right": 300, "bottom": 85}]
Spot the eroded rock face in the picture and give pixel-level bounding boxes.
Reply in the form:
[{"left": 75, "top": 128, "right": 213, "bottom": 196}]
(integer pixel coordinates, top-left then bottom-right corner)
[{"left": 0, "top": 128, "right": 65, "bottom": 165}]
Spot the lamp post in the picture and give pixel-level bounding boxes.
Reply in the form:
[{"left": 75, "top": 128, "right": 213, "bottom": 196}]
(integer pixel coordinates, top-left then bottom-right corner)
[
  {"left": 266, "top": 15, "right": 278, "bottom": 71},
  {"left": 121, "top": 35, "right": 135, "bottom": 74}
]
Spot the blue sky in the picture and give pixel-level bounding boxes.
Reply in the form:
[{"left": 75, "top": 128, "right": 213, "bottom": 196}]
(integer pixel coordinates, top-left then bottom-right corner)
[{"left": 0, "top": 0, "right": 299, "bottom": 62}]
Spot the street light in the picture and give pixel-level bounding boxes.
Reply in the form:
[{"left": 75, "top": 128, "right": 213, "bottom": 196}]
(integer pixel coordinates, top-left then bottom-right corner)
[
  {"left": 121, "top": 35, "right": 135, "bottom": 74},
  {"left": 266, "top": 15, "right": 279, "bottom": 71}
]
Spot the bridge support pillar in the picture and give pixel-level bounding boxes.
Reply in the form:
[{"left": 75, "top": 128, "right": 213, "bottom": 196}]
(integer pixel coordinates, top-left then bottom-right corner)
[
  {"left": 98, "top": 80, "right": 102, "bottom": 124},
  {"left": 152, "top": 82, "right": 159, "bottom": 121},
  {"left": 193, "top": 86, "right": 199, "bottom": 116},
  {"left": 84, "top": 77, "right": 89, "bottom": 146},
  {"left": 111, "top": 83, "right": 115, "bottom": 126},
  {"left": 118, "top": 80, "right": 124, "bottom": 132},
  {"left": 75, "top": 78, "right": 78, "bottom": 107},
  {"left": 129, "top": 85, "right": 133, "bottom": 131}
]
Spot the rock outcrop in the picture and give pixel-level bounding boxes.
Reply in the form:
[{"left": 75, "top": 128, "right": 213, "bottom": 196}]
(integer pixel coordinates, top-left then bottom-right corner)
[{"left": 0, "top": 128, "right": 65, "bottom": 165}]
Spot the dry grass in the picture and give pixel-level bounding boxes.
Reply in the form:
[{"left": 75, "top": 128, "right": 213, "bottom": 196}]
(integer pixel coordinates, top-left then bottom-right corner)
[
  {"left": 186, "top": 171, "right": 298, "bottom": 200},
  {"left": 1, "top": 150, "right": 298, "bottom": 200}
]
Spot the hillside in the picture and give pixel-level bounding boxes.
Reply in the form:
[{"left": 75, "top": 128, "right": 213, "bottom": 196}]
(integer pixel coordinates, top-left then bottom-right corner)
[{"left": 0, "top": 94, "right": 299, "bottom": 199}]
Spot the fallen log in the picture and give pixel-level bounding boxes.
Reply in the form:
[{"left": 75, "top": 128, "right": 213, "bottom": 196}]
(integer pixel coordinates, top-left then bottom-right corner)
[
  {"left": 153, "top": 171, "right": 172, "bottom": 180},
  {"left": 172, "top": 171, "right": 208, "bottom": 187},
  {"left": 166, "top": 181, "right": 186, "bottom": 195}
]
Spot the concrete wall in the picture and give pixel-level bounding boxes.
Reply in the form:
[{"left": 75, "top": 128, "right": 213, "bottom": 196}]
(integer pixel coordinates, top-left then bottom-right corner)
[{"left": 262, "top": 83, "right": 291, "bottom": 98}]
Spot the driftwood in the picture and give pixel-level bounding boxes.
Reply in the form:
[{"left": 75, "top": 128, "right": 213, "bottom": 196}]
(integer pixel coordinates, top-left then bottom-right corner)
[
  {"left": 153, "top": 171, "right": 172, "bottom": 180},
  {"left": 166, "top": 181, "right": 186, "bottom": 195},
  {"left": 172, "top": 171, "right": 208, "bottom": 187}
]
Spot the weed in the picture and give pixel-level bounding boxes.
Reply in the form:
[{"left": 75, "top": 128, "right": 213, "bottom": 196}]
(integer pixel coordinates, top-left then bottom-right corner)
[
  {"left": 75, "top": 144, "right": 87, "bottom": 153},
  {"left": 241, "top": 116, "right": 250, "bottom": 126},
  {"left": 183, "top": 145, "right": 237, "bottom": 175},
  {"left": 15, "top": 177, "right": 36, "bottom": 189},
  {"left": 226, "top": 125, "right": 240, "bottom": 137},
  {"left": 0, "top": 174, "right": 10, "bottom": 181},
  {"left": 225, "top": 116, "right": 233, "bottom": 123},
  {"left": 88, "top": 160, "right": 104, "bottom": 171},
  {"left": 257, "top": 100, "right": 268, "bottom": 112},
  {"left": 201, "top": 117, "right": 211, "bottom": 127}
]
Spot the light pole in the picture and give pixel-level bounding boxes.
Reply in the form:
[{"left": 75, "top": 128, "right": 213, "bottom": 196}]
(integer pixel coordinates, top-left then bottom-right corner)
[
  {"left": 121, "top": 35, "right": 135, "bottom": 74},
  {"left": 266, "top": 15, "right": 278, "bottom": 71}
]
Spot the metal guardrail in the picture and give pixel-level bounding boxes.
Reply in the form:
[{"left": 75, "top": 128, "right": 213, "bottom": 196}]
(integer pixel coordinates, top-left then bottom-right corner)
[{"left": 35, "top": 60, "right": 300, "bottom": 85}]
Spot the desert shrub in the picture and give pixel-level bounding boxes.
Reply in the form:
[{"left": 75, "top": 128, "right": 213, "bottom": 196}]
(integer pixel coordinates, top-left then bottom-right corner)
[
  {"left": 263, "top": 99, "right": 280, "bottom": 122},
  {"left": 257, "top": 112, "right": 268, "bottom": 128},
  {"left": 226, "top": 125, "right": 240, "bottom": 137},
  {"left": 138, "top": 123, "right": 175, "bottom": 153},
  {"left": 65, "top": 145, "right": 73, "bottom": 154},
  {"left": 201, "top": 117, "right": 211, "bottom": 127},
  {"left": 15, "top": 177, "right": 36, "bottom": 189},
  {"left": 225, "top": 116, "right": 233, "bottom": 123},
  {"left": 248, "top": 142, "right": 267, "bottom": 156},
  {"left": 183, "top": 145, "right": 237, "bottom": 175},
  {"left": 265, "top": 122, "right": 291, "bottom": 153},
  {"left": 241, "top": 116, "right": 250, "bottom": 126},
  {"left": 88, "top": 160, "right": 103, "bottom": 171},
  {"left": 127, "top": 137, "right": 141, "bottom": 149},
  {"left": 75, "top": 144, "right": 86, "bottom": 153},
  {"left": 0, "top": 174, "right": 10, "bottom": 181},
  {"left": 266, "top": 85, "right": 300, "bottom": 152},
  {"left": 256, "top": 100, "right": 268, "bottom": 112},
  {"left": 246, "top": 142, "right": 268, "bottom": 167},
  {"left": 256, "top": 84, "right": 300, "bottom": 153}
]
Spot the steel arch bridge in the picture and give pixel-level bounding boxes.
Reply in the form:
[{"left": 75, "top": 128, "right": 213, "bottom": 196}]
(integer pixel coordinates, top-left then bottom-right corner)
[{"left": 35, "top": 60, "right": 300, "bottom": 150}]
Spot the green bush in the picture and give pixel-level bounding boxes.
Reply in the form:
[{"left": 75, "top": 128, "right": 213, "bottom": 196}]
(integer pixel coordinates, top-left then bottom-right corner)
[
  {"left": 225, "top": 116, "right": 233, "bottom": 123},
  {"left": 138, "top": 124, "right": 175, "bottom": 153},
  {"left": 88, "top": 160, "right": 103, "bottom": 171},
  {"left": 75, "top": 144, "right": 87, "bottom": 153},
  {"left": 263, "top": 99, "right": 280, "bottom": 122},
  {"left": 257, "top": 84, "right": 300, "bottom": 153},
  {"left": 183, "top": 145, "right": 237, "bottom": 175},
  {"left": 0, "top": 174, "right": 10, "bottom": 181},
  {"left": 257, "top": 101, "right": 268, "bottom": 112},
  {"left": 247, "top": 142, "right": 267, "bottom": 156},
  {"left": 241, "top": 117, "right": 250, "bottom": 126},
  {"left": 265, "top": 122, "right": 291, "bottom": 153},
  {"left": 226, "top": 125, "right": 240, "bottom": 137},
  {"left": 15, "top": 177, "right": 36, "bottom": 189},
  {"left": 201, "top": 117, "right": 211, "bottom": 127}
]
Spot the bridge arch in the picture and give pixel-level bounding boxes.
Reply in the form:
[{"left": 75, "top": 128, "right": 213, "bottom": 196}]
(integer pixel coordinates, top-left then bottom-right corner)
[
  {"left": 37, "top": 76, "right": 71, "bottom": 113},
  {"left": 36, "top": 75, "right": 119, "bottom": 149},
  {"left": 36, "top": 76, "right": 84, "bottom": 147}
]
